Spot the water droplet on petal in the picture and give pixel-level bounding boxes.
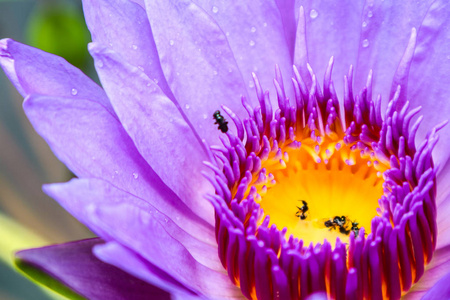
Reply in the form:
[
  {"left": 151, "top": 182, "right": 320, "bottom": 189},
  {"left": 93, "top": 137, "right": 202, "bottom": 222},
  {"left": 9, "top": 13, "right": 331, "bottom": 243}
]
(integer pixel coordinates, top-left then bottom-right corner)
[
  {"left": 368, "top": 10, "right": 373, "bottom": 18},
  {"left": 362, "top": 21, "right": 367, "bottom": 27},
  {"left": 249, "top": 40, "right": 255, "bottom": 47},
  {"left": 213, "top": 70, "right": 218, "bottom": 75},
  {"left": 96, "top": 60, "right": 103, "bottom": 68},
  {"left": 228, "top": 68, "right": 233, "bottom": 73},
  {"left": 153, "top": 78, "right": 159, "bottom": 84},
  {"left": 185, "top": 104, "right": 190, "bottom": 109},
  {"left": 251, "top": 26, "right": 256, "bottom": 33},
  {"left": 225, "top": 32, "right": 230, "bottom": 36},
  {"left": 132, "top": 44, "right": 138, "bottom": 50},
  {"left": 137, "top": 66, "right": 144, "bottom": 72},
  {"left": 249, "top": 80, "right": 255, "bottom": 88},
  {"left": 263, "top": 22, "right": 267, "bottom": 27},
  {"left": 169, "top": 40, "right": 174, "bottom": 46},
  {"left": 310, "top": 9, "right": 318, "bottom": 19},
  {"left": 212, "top": 6, "right": 219, "bottom": 13},
  {"left": 203, "top": 114, "right": 208, "bottom": 119},
  {"left": 362, "top": 39, "right": 370, "bottom": 48},
  {"left": 71, "top": 88, "right": 78, "bottom": 96},
  {"left": 133, "top": 172, "right": 139, "bottom": 179}
]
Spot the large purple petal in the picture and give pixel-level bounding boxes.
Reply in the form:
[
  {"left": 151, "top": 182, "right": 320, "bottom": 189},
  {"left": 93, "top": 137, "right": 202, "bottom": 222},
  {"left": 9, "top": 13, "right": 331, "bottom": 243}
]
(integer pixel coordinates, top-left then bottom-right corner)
[
  {"left": 43, "top": 178, "right": 220, "bottom": 269},
  {"left": 353, "top": 0, "right": 434, "bottom": 98},
  {"left": 94, "top": 241, "right": 199, "bottom": 298},
  {"left": 24, "top": 94, "right": 212, "bottom": 237},
  {"left": 0, "top": 39, "right": 112, "bottom": 114},
  {"left": 407, "top": 0, "right": 450, "bottom": 170},
  {"left": 87, "top": 194, "right": 243, "bottom": 298},
  {"left": 16, "top": 238, "right": 170, "bottom": 300},
  {"left": 143, "top": 0, "right": 251, "bottom": 145},
  {"left": 295, "top": 1, "right": 364, "bottom": 96},
  {"left": 193, "top": 0, "right": 295, "bottom": 101},
  {"left": 89, "top": 44, "right": 213, "bottom": 223},
  {"left": 421, "top": 270, "right": 450, "bottom": 300},
  {"left": 82, "top": 0, "right": 174, "bottom": 100}
]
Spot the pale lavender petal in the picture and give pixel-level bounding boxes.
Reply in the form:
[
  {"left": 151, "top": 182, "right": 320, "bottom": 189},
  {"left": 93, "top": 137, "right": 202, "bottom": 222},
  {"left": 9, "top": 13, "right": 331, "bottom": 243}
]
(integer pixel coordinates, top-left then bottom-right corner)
[
  {"left": 408, "top": 0, "right": 450, "bottom": 170},
  {"left": 93, "top": 242, "right": 198, "bottom": 298},
  {"left": 193, "top": 0, "right": 294, "bottom": 102},
  {"left": 421, "top": 270, "right": 450, "bottom": 300},
  {"left": 24, "top": 94, "right": 211, "bottom": 237},
  {"left": 89, "top": 44, "right": 213, "bottom": 224},
  {"left": 16, "top": 239, "right": 170, "bottom": 300},
  {"left": 89, "top": 197, "right": 244, "bottom": 299},
  {"left": 296, "top": 1, "right": 364, "bottom": 96},
  {"left": 43, "top": 178, "right": 220, "bottom": 269},
  {"left": 0, "top": 39, "right": 112, "bottom": 114},
  {"left": 143, "top": 0, "right": 250, "bottom": 144},
  {"left": 82, "top": 0, "right": 174, "bottom": 100}
]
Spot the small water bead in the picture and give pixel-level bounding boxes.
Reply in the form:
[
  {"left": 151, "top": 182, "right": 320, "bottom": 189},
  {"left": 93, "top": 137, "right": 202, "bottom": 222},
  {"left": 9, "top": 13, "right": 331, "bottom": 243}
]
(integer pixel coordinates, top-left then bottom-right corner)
[
  {"left": 249, "top": 40, "right": 255, "bottom": 47},
  {"left": 213, "top": 70, "right": 218, "bottom": 75},
  {"left": 203, "top": 114, "right": 208, "bottom": 119},
  {"left": 132, "top": 44, "right": 138, "bottom": 50},
  {"left": 368, "top": 10, "right": 373, "bottom": 18},
  {"left": 185, "top": 104, "right": 190, "bottom": 109},
  {"left": 212, "top": 6, "right": 219, "bottom": 13},
  {"left": 169, "top": 40, "right": 175, "bottom": 46},
  {"left": 362, "top": 39, "right": 370, "bottom": 48},
  {"left": 133, "top": 172, "right": 139, "bottom": 179},
  {"left": 250, "top": 26, "right": 256, "bottom": 33},
  {"left": 71, "top": 88, "right": 78, "bottom": 96},
  {"left": 96, "top": 60, "right": 104, "bottom": 68},
  {"left": 263, "top": 22, "right": 267, "bottom": 27},
  {"left": 362, "top": 21, "right": 368, "bottom": 28},
  {"left": 310, "top": 9, "right": 318, "bottom": 19}
]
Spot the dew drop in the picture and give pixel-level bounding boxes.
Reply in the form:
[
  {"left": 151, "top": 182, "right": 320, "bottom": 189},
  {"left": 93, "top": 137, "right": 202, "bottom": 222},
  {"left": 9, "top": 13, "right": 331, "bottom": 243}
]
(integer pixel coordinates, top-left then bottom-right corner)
[
  {"left": 71, "top": 88, "right": 78, "bottom": 96},
  {"left": 132, "top": 44, "right": 138, "bottom": 50},
  {"left": 203, "top": 114, "right": 207, "bottom": 119},
  {"left": 250, "top": 26, "right": 256, "bottom": 33},
  {"left": 153, "top": 78, "right": 159, "bottom": 84},
  {"left": 249, "top": 40, "right": 255, "bottom": 47},
  {"left": 310, "top": 9, "right": 318, "bottom": 19},
  {"left": 362, "top": 21, "right": 367, "bottom": 28},
  {"left": 368, "top": 10, "right": 373, "bottom": 18},
  {"left": 362, "top": 39, "right": 370, "bottom": 48},
  {"left": 212, "top": 6, "right": 219, "bottom": 13},
  {"left": 133, "top": 172, "right": 139, "bottom": 179},
  {"left": 228, "top": 68, "right": 233, "bottom": 73},
  {"left": 225, "top": 32, "right": 230, "bottom": 36},
  {"left": 185, "top": 104, "right": 190, "bottom": 109},
  {"left": 263, "top": 22, "right": 267, "bottom": 27},
  {"left": 249, "top": 80, "right": 255, "bottom": 88},
  {"left": 137, "top": 66, "right": 144, "bottom": 72},
  {"left": 96, "top": 60, "right": 103, "bottom": 68},
  {"left": 213, "top": 70, "right": 218, "bottom": 75},
  {"left": 169, "top": 40, "right": 174, "bottom": 46}
]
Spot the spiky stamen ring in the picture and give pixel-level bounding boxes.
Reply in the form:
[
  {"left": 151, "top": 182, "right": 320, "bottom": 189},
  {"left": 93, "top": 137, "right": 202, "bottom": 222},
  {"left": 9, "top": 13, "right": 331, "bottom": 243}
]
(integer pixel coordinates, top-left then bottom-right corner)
[{"left": 204, "top": 58, "right": 445, "bottom": 300}]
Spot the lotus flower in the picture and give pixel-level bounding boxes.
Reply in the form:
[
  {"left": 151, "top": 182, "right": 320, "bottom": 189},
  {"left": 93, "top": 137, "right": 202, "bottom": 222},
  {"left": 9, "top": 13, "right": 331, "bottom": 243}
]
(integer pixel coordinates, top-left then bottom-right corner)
[{"left": 1, "top": 1, "right": 449, "bottom": 299}]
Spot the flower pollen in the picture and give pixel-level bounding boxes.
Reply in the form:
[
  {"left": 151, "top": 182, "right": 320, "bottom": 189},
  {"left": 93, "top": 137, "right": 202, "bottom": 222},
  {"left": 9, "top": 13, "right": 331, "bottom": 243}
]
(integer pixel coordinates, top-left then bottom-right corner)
[{"left": 205, "top": 57, "right": 445, "bottom": 300}]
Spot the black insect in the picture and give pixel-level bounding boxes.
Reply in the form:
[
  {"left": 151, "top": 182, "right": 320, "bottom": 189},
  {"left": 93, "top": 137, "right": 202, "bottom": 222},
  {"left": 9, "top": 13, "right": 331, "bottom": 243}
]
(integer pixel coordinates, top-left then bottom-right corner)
[
  {"left": 213, "top": 110, "right": 228, "bottom": 133},
  {"left": 351, "top": 222, "right": 360, "bottom": 237},
  {"left": 324, "top": 216, "right": 351, "bottom": 234},
  {"left": 295, "top": 200, "right": 309, "bottom": 220}
]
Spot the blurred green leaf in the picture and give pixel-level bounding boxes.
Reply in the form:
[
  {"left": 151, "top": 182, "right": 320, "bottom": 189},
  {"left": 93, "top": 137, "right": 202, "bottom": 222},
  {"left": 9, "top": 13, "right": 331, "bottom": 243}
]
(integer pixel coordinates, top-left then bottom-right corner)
[
  {"left": 26, "top": 3, "right": 91, "bottom": 69},
  {"left": 15, "top": 258, "right": 85, "bottom": 300}
]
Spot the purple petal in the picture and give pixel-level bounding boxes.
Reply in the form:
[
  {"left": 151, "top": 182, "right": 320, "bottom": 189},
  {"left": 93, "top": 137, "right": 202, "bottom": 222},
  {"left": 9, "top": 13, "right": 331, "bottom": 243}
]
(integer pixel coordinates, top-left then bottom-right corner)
[
  {"left": 94, "top": 241, "right": 198, "bottom": 298},
  {"left": 43, "top": 178, "right": 220, "bottom": 269},
  {"left": 295, "top": 1, "right": 364, "bottom": 96},
  {"left": 89, "top": 44, "right": 213, "bottom": 223},
  {"left": 421, "top": 270, "right": 450, "bottom": 300},
  {"left": 87, "top": 193, "right": 243, "bottom": 298},
  {"left": 143, "top": 0, "right": 251, "bottom": 144},
  {"left": 353, "top": 1, "right": 435, "bottom": 98},
  {"left": 24, "top": 94, "right": 209, "bottom": 235},
  {"left": 16, "top": 238, "right": 170, "bottom": 300},
  {"left": 0, "top": 39, "right": 112, "bottom": 114},
  {"left": 407, "top": 0, "right": 450, "bottom": 170},
  {"left": 193, "top": 0, "right": 295, "bottom": 102},
  {"left": 82, "top": 0, "right": 174, "bottom": 100}
]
